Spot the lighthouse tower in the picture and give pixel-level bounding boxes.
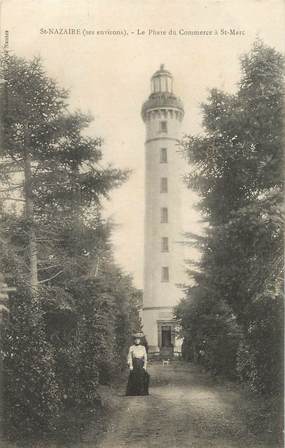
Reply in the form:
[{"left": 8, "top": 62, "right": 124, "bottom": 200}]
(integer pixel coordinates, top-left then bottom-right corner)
[{"left": 142, "top": 65, "right": 185, "bottom": 355}]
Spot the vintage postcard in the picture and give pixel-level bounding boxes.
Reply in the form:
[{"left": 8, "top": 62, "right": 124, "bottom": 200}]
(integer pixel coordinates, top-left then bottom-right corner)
[{"left": 0, "top": 1, "right": 284, "bottom": 447}]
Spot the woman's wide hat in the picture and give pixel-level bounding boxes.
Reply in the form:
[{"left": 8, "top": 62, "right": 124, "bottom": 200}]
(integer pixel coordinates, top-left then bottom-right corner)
[{"left": 133, "top": 332, "right": 144, "bottom": 339}]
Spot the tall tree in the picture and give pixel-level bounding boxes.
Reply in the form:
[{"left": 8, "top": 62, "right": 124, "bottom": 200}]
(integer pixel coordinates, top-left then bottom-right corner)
[
  {"left": 0, "top": 54, "right": 139, "bottom": 439},
  {"left": 177, "top": 41, "right": 284, "bottom": 393},
  {"left": 0, "top": 54, "right": 127, "bottom": 295}
]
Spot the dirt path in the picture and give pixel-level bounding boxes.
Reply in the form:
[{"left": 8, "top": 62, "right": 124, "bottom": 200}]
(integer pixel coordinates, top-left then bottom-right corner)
[
  {"left": 0, "top": 362, "right": 276, "bottom": 448},
  {"left": 1, "top": 361, "right": 277, "bottom": 448},
  {"left": 82, "top": 361, "right": 274, "bottom": 448}
]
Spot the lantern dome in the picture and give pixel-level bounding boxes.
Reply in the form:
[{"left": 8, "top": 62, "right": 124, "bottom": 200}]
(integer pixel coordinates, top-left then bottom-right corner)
[{"left": 142, "top": 64, "right": 184, "bottom": 121}]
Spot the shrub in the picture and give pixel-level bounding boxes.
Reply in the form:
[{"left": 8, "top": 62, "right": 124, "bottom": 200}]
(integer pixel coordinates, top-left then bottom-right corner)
[{"left": 2, "top": 288, "right": 62, "bottom": 437}]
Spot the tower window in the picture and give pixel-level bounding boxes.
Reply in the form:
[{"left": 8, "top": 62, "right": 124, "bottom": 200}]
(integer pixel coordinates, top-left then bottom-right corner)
[
  {"left": 161, "top": 237, "right": 169, "bottom": 252},
  {"left": 160, "top": 177, "right": 168, "bottom": 193},
  {"left": 159, "top": 121, "right": 167, "bottom": 133},
  {"left": 160, "top": 148, "right": 167, "bottom": 163},
  {"left": 161, "top": 266, "right": 169, "bottom": 282},
  {"left": 154, "top": 77, "right": 160, "bottom": 93},
  {"left": 161, "top": 207, "right": 168, "bottom": 223}
]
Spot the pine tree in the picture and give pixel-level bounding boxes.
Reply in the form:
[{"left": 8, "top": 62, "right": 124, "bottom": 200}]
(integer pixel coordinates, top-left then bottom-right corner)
[
  {"left": 0, "top": 54, "right": 138, "bottom": 439},
  {"left": 0, "top": 54, "right": 128, "bottom": 294},
  {"left": 177, "top": 41, "right": 284, "bottom": 393}
]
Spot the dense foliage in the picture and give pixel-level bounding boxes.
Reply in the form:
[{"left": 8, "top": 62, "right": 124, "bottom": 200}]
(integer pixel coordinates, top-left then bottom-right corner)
[
  {"left": 176, "top": 41, "right": 284, "bottom": 394},
  {"left": 0, "top": 54, "right": 141, "bottom": 439}
]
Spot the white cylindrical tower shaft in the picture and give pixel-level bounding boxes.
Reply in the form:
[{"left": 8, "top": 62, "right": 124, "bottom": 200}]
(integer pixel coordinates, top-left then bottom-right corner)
[{"left": 142, "top": 65, "right": 185, "bottom": 354}]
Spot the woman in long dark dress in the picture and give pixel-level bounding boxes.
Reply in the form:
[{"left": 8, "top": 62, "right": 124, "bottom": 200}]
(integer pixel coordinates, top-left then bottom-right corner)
[{"left": 126, "top": 333, "right": 149, "bottom": 396}]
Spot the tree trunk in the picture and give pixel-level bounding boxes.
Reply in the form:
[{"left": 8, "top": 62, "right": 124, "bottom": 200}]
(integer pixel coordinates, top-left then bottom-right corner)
[
  {"left": 72, "top": 164, "right": 81, "bottom": 227},
  {"left": 24, "top": 150, "right": 38, "bottom": 295}
]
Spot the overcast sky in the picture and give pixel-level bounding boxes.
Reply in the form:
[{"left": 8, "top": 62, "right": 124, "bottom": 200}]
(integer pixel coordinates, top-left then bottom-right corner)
[{"left": 1, "top": 0, "right": 284, "bottom": 287}]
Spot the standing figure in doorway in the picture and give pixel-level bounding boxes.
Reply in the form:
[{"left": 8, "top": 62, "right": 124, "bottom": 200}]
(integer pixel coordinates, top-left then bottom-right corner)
[{"left": 126, "top": 333, "right": 149, "bottom": 396}]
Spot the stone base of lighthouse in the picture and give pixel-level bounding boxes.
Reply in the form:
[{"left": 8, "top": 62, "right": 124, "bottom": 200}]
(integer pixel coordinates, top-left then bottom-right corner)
[{"left": 143, "top": 307, "right": 183, "bottom": 357}]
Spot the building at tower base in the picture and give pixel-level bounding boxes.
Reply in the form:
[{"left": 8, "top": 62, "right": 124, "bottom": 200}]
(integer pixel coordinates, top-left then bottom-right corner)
[{"left": 142, "top": 65, "right": 185, "bottom": 356}]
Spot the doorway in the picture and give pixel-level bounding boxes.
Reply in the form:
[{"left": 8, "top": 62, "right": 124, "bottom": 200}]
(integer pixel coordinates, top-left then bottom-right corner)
[{"left": 161, "top": 325, "right": 172, "bottom": 347}]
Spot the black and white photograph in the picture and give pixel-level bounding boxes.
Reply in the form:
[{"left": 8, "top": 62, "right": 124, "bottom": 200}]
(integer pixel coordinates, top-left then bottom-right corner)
[{"left": 0, "top": 1, "right": 284, "bottom": 447}]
